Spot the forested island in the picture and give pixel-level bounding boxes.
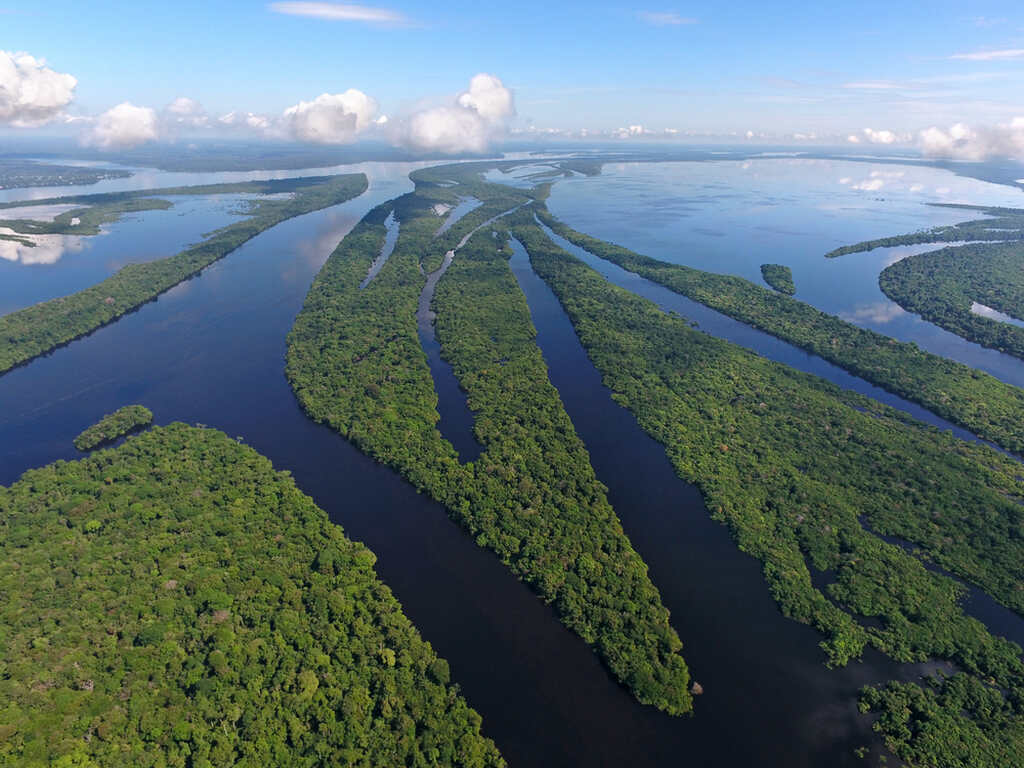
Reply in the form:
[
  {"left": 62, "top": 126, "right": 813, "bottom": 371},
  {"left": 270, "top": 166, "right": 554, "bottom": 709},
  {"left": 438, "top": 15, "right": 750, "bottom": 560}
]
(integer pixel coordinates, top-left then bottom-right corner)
[
  {"left": 827, "top": 203, "right": 1024, "bottom": 362},
  {"left": 0, "top": 422, "right": 503, "bottom": 767},
  {"left": 506, "top": 205, "right": 1024, "bottom": 767},
  {"left": 0, "top": 159, "right": 131, "bottom": 190},
  {"left": 760, "top": 263, "right": 795, "bottom": 294},
  {"left": 74, "top": 404, "right": 153, "bottom": 450},
  {"left": 0, "top": 174, "right": 368, "bottom": 375},
  {"left": 880, "top": 240, "right": 1024, "bottom": 361},
  {"left": 287, "top": 164, "right": 693, "bottom": 715},
  {"left": 531, "top": 204, "right": 1024, "bottom": 455}
]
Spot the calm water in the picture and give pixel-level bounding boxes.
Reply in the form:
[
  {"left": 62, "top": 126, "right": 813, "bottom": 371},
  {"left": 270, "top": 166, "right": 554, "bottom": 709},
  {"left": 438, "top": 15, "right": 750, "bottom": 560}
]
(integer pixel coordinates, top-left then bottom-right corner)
[
  {"left": 545, "top": 158, "right": 1024, "bottom": 388},
  {"left": 0, "top": 157, "right": 1019, "bottom": 766},
  {"left": 0, "top": 195, "right": 245, "bottom": 315}
]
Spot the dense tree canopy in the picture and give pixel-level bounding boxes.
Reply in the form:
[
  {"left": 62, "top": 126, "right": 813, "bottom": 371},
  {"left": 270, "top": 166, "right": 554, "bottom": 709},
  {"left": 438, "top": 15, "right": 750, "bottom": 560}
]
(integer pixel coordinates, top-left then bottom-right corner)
[
  {"left": 0, "top": 423, "right": 503, "bottom": 768},
  {"left": 509, "top": 209, "right": 1024, "bottom": 766}
]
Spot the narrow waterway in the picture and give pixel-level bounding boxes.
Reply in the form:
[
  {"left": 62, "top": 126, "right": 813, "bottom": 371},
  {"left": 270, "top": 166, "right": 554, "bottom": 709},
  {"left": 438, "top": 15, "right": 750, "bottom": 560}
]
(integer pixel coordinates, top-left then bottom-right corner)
[
  {"left": 359, "top": 209, "right": 399, "bottom": 289},
  {"left": 506, "top": 237, "right": 937, "bottom": 766},
  {"left": 416, "top": 246, "right": 483, "bottom": 463},
  {"left": 538, "top": 220, "right": 1011, "bottom": 454}
]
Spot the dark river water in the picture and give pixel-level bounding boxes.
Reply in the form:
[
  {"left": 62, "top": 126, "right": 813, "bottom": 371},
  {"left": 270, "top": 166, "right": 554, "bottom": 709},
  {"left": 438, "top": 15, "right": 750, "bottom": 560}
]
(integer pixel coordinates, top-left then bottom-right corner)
[{"left": 2, "top": 158, "right": 1021, "bottom": 766}]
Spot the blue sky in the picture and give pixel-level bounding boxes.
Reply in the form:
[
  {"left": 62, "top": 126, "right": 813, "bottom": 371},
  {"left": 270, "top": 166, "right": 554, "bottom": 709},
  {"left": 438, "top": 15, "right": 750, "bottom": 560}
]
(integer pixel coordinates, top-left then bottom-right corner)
[{"left": 2, "top": 0, "right": 1024, "bottom": 151}]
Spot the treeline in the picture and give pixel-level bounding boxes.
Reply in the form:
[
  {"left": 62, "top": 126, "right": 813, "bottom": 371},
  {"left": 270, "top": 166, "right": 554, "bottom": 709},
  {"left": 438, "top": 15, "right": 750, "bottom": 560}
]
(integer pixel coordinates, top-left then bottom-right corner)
[
  {"left": 0, "top": 198, "right": 172, "bottom": 237},
  {"left": 533, "top": 205, "right": 1024, "bottom": 455},
  {"left": 823, "top": 203, "right": 1024, "bottom": 258},
  {"left": 0, "top": 173, "right": 368, "bottom": 375},
  {"left": 760, "top": 263, "right": 795, "bottom": 294},
  {"left": 74, "top": 404, "right": 153, "bottom": 451},
  {"left": 287, "top": 176, "right": 693, "bottom": 714},
  {"left": 509, "top": 214, "right": 1024, "bottom": 765},
  {"left": 880, "top": 240, "right": 1024, "bottom": 361},
  {"left": 0, "top": 423, "right": 503, "bottom": 767}
]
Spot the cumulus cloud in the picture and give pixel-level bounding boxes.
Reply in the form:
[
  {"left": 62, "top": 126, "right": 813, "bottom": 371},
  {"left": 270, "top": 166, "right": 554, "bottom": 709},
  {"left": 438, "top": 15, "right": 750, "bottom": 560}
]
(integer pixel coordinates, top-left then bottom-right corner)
[
  {"left": 0, "top": 50, "right": 77, "bottom": 126},
  {"left": 400, "top": 73, "right": 514, "bottom": 154},
  {"left": 918, "top": 118, "right": 1024, "bottom": 161},
  {"left": 283, "top": 89, "right": 379, "bottom": 143},
  {"left": 164, "top": 96, "right": 208, "bottom": 128},
  {"left": 850, "top": 178, "right": 885, "bottom": 191},
  {"left": 847, "top": 128, "right": 910, "bottom": 145},
  {"left": 951, "top": 48, "right": 1024, "bottom": 61},
  {"left": 638, "top": 11, "right": 697, "bottom": 26},
  {"left": 83, "top": 102, "right": 159, "bottom": 149},
  {"left": 218, "top": 110, "right": 272, "bottom": 132},
  {"left": 269, "top": 2, "right": 409, "bottom": 24}
]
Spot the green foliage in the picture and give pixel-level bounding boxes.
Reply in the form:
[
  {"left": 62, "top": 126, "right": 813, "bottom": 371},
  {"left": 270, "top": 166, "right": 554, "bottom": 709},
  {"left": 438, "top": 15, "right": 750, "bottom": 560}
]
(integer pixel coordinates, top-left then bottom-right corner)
[
  {"left": 287, "top": 171, "right": 693, "bottom": 714},
  {"left": 510, "top": 213, "right": 1024, "bottom": 765},
  {"left": 879, "top": 241, "right": 1024, "bottom": 361},
  {"left": 827, "top": 203, "right": 1024, "bottom": 362},
  {"left": 0, "top": 174, "right": 368, "bottom": 375},
  {"left": 0, "top": 199, "right": 172, "bottom": 237},
  {"left": 534, "top": 205, "right": 1024, "bottom": 455},
  {"left": 760, "top": 263, "right": 795, "bottom": 294},
  {"left": 0, "top": 159, "right": 130, "bottom": 190},
  {"left": 0, "top": 423, "right": 503, "bottom": 767},
  {"left": 860, "top": 675, "right": 1024, "bottom": 767},
  {"left": 824, "top": 204, "right": 1024, "bottom": 259},
  {"left": 73, "top": 405, "right": 153, "bottom": 451}
]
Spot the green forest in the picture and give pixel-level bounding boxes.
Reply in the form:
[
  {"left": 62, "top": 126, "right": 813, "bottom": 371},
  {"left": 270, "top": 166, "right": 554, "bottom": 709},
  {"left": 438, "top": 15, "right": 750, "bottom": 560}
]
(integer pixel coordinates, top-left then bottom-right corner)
[
  {"left": 824, "top": 203, "right": 1024, "bottom": 259},
  {"left": 0, "top": 173, "right": 368, "bottom": 376},
  {"left": 508, "top": 210, "right": 1024, "bottom": 766},
  {"left": 826, "top": 202, "right": 1024, "bottom": 361},
  {"left": 532, "top": 204, "right": 1024, "bottom": 456},
  {"left": 74, "top": 405, "right": 153, "bottom": 451},
  {"left": 879, "top": 241, "right": 1024, "bottom": 361},
  {"left": 286, "top": 168, "right": 693, "bottom": 715},
  {"left": 760, "top": 263, "right": 795, "bottom": 294},
  {"left": 0, "top": 422, "right": 503, "bottom": 768}
]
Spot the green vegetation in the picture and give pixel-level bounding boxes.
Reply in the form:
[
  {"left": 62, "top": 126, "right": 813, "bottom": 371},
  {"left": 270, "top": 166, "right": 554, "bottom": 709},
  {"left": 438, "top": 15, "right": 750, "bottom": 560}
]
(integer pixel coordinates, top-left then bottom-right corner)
[
  {"left": 0, "top": 199, "right": 172, "bottom": 237},
  {"left": 760, "top": 263, "right": 795, "bottom": 294},
  {"left": 0, "top": 173, "right": 367, "bottom": 376},
  {"left": 533, "top": 205, "right": 1024, "bottom": 455},
  {"left": 73, "top": 405, "right": 154, "bottom": 451},
  {"left": 825, "top": 203, "right": 1024, "bottom": 361},
  {"left": 879, "top": 241, "right": 1024, "bottom": 361},
  {"left": 509, "top": 212, "right": 1024, "bottom": 766},
  {"left": 0, "top": 159, "right": 130, "bottom": 190},
  {"left": 287, "top": 168, "right": 692, "bottom": 715},
  {"left": 0, "top": 422, "right": 502, "bottom": 767},
  {"left": 0, "top": 175, "right": 347, "bottom": 213},
  {"left": 824, "top": 204, "right": 1024, "bottom": 259}
]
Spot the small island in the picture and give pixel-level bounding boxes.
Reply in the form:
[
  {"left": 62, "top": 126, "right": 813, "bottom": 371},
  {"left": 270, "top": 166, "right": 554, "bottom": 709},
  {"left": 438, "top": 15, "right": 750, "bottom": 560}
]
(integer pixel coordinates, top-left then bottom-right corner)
[
  {"left": 760, "top": 263, "right": 796, "bottom": 295},
  {"left": 73, "top": 404, "right": 154, "bottom": 450}
]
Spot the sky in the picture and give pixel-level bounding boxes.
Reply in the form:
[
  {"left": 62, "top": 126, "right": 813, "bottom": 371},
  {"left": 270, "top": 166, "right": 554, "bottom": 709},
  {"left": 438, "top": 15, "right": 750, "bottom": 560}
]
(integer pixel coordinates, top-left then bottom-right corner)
[{"left": 2, "top": 0, "right": 1024, "bottom": 157}]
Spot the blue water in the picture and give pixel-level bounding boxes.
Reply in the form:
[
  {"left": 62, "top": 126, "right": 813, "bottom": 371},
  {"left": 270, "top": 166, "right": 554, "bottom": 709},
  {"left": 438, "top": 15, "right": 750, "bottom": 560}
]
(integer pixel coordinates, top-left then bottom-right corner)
[{"left": 544, "top": 158, "right": 1024, "bottom": 388}]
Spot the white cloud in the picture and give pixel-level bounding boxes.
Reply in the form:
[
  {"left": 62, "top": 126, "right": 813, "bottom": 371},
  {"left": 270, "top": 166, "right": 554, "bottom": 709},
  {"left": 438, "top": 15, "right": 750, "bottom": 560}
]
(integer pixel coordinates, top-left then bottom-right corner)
[
  {"left": 456, "top": 73, "right": 513, "bottom": 124},
  {"left": 846, "top": 134, "right": 861, "bottom": 143},
  {"left": 638, "top": 11, "right": 697, "bottom": 26},
  {"left": 283, "top": 89, "right": 378, "bottom": 143},
  {"left": 82, "top": 102, "right": 159, "bottom": 149},
  {"left": 850, "top": 178, "right": 885, "bottom": 191},
  {"left": 0, "top": 50, "right": 77, "bottom": 126},
  {"left": 951, "top": 48, "right": 1024, "bottom": 61},
  {"left": 918, "top": 117, "right": 1024, "bottom": 161},
  {"left": 164, "top": 96, "right": 208, "bottom": 128},
  {"left": 400, "top": 73, "right": 514, "bottom": 154},
  {"left": 862, "top": 128, "right": 899, "bottom": 144},
  {"left": 268, "top": 2, "right": 408, "bottom": 24},
  {"left": 218, "top": 110, "right": 272, "bottom": 132}
]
